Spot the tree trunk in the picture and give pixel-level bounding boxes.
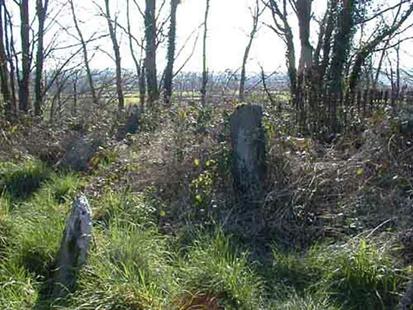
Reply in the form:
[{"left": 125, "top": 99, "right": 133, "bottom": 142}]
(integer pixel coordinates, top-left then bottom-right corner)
[
  {"left": 163, "top": 0, "right": 179, "bottom": 105},
  {"left": 318, "top": 0, "right": 337, "bottom": 84},
  {"left": 296, "top": 0, "right": 312, "bottom": 73},
  {"left": 69, "top": 0, "right": 98, "bottom": 106},
  {"left": 296, "top": 0, "right": 313, "bottom": 132},
  {"left": 34, "top": 0, "right": 49, "bottom": 116},
  {"left": 104, "top": 0, "right": 124, "bottom": 111},
  {"left": 18, "top": 0, "right": 30, "bottom": 113},
  {"left": 200, "top": 0, "right": 210, "bottom": 106},
  {"left": 3, "top": 5, "right": 16, "bottom": 115},
  {"left": 139, "top": 65, "right": 146, "bottom": 111},
  {"left": 239, "top": 0, "right": 260, "bottom": 102},
  {"left": 326, "top": 0, "right": 355, "bottom": 132},
  {"left": 144, "top": 0, "right": 159, "bottom": 105},
  {"left": 0, "top": 0, "right": 11, "bottom": 121},
  {"left": 126, "top": 0, "right": 145, "bottom": 109},
  {"left": 72, "top": 71, "right": 78, "bottom": 116},
  {"left": 285, "top": 29, "right": 297, "bottom": 106},
  {"left": 327, "top": 0, "right": 355, "bottom": 94}
]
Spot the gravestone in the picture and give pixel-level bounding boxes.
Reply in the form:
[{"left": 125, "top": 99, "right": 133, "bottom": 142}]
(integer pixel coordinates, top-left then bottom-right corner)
[
  {"left": 52, "top": 194, "right": 92, "bottom": 298},
  {"left": 230, "top": 104, "right": 266, "bottom": 206}
]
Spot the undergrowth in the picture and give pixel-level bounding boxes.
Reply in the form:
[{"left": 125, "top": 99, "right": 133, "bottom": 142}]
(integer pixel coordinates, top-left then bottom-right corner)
[
  {"left": 0, "top": 165, "right": 410, "bottom": 309},
  {"left": 1, "top": 103, "right": 412, "bottom": 309}
]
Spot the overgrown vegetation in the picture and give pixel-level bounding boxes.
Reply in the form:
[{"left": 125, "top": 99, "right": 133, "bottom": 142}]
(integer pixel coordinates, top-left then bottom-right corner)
[
  {"left": 1, "top": 0, "right": 413, "bottom": 308},
  {"left": 1, "top": 173, "right": 410, "bottom": 309},
  {"left": 1, "top": 98, "right": 412, "bottom": 308}
]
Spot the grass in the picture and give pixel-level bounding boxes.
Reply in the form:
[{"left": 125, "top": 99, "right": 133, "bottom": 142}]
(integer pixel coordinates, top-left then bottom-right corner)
[
  {"left": 0, "top": 186, "right": 69, "bottom": 308},
  {"left": 66, "top": 222, "right": 174, "bottom": 309},
  {"left": 0, "top": 157, "right": 410, "bottom": 309},
  {"left": 316, "top": 240, "right": 406, "bottom": 309},
  {"left": 0, "top": 160, "right": 51, "bottom": 200},
  {"left": 176, "top": 231, "right": 263, "bottom": 309},
  {"left": 268, "top": 240, "right": 409, "bottom": 310},
  {"left": 269, "top": 291, "right": 339, "bottom": 310}
]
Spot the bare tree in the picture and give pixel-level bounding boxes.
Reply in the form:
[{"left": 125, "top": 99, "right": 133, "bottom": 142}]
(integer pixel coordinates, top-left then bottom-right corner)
[
  {"left": 69, "top": 0, "right": 98, "bottom": 105},
  {"left": 347, "top": 2, "right": 413, "bottom": 94},
  {"left": 239, "top": 0, "right": 262, "bottom": 102},
  {"left": 34, "top": 0, "right": 50, "bottom": 116},
  {"left": 163, "top": 0, "right": 180, "bottom": 105},
  {"left": 126, "top": 0, "right": 146, "bottom": 109},
  {"left": 264, "top": 0, "right": 297, "bottom": 105},
  {"left": 200, "top": 0, "right": 210, "bottom": 106},
  {"left": 103, "top": 0, "right": 124, "bottom": 110}
]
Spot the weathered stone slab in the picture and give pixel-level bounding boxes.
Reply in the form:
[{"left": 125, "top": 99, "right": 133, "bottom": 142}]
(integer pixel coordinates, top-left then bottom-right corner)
[
  {"left": 52, "top": 194, "right": 92, "bottom": 298},
  {"left": 230, "top": 104, "right": 266, "bottom": 206}
]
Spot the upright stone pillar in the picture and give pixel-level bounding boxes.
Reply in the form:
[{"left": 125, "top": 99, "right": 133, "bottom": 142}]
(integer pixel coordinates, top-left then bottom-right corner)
[
  {"left": 230, "top": 104, "right": 266, "bottom": 206},
  {"left": 52, "top": 194, "right": 92, "bottom": 298}
]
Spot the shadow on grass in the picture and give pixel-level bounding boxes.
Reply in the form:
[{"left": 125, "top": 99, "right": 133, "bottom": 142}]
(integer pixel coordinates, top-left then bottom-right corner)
[{"left": 0, "top": 160, "right": 52, "bottom": 201}]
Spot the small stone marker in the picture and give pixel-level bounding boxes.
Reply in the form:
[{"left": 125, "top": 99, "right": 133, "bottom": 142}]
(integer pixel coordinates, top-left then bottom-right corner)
[
  {"left": 52, "top": 194, "right": 92, "bottom": 298},
  {"left": 230, "top": 104, "right": 266, "bottom": 206}
]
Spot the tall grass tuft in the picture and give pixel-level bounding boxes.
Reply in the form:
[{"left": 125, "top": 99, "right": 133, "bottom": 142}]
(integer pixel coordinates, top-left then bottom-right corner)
[
  {"left": 68, "top": 222, "right": 175, "bottom": 309},
  {"left": 177, "top": 231, "right": 264, "bottom": 309},
  {"left": 0, "top": 160, "right": 51, "bottom": 200},
  {"left": 317, "top": 240, "right": 407, "bottom": 310},
  {"left": 92, "top": 189, "right": 159, "bottom": 228},
  {"left": 46, "top": 173, "right": 83, "bottom": 203},
  {"left": 0, "top": 261, "right": 40, "bottom": 309}
]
